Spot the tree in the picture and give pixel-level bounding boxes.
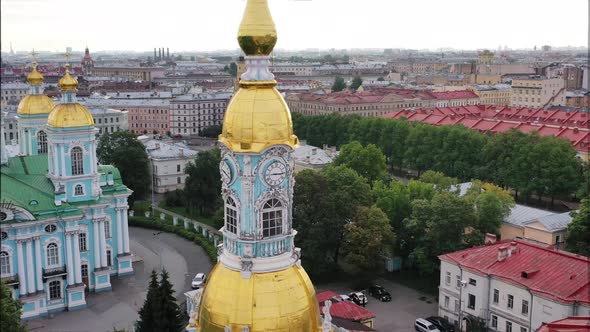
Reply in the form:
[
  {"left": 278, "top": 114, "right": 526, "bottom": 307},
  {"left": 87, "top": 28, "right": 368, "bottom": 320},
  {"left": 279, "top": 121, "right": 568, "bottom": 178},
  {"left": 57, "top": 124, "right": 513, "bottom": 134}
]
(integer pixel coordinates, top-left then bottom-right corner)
[
  {"left": 419, "top": 170, "right": 458, "bottom": 192},
  {"left": 199, "top": 125, "right": 222, "bottom": 138},
  {"left": 228, "top": 62, "right": 238, "bottom": 77},
  {"left": 331, "top": 76, "right": 346, "bottom": 92},
  {"left": 154, "top": 269, "right": 183, "bottom": 332},
  {"left": 136, "top": 270, "right": 160, "bottom": 332},
  {"left": 0, "top": 281, "right": 26, "bottom": 332},
  {"left": 349, "top": 76, "right": 363, "bottom": 91},
  {"left": 342, "top": 206, "right": 394, "bottom": 272},
  {"left": 97, "top": 131, "right": 151, "bottom": 204},
  {"left": 184, "top": 148, "right": 222, "bottom": 216},
  {"left": 566, "top": 198, "right": 590, "bottom": 256},
  {"left": 333, "top": 141, "right": 387, "bottom": 185}
]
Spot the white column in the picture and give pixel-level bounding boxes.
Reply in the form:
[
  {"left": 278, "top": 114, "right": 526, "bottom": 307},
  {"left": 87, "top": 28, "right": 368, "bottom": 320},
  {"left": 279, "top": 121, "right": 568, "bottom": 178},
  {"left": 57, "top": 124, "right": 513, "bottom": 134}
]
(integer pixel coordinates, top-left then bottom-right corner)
[
  {"left": 93, "top": 221, "right": 100, "bottom": 269},
  {"left": 16, "top": 241, "right": 27, "bottom": 295},
  {"left": 116, "top": 208, "right": 123, "bottom": 255},
  {"left": 73, "top": 233, "right": 82, "bottom": 284},
  {"left": 28, "top": 131, "right": 33, "bottom": 155},
  {"left": 52, "top": 144, "right": 59, "bottom": 176},
  {"left": 122, "top": 209, "right": 130, "bottom": 253},
  {"left": 65, "top": 233, "right": 74, "bottom": 285},
  {"left": 99, "top": 221, "right": 107, "bottom": 267},
  {"left": 34, "top": 237, "right": 43, "bottom": 292},
  {"left": 90, "top": 142, "right": 96, "bottom": 173},
  {"left": 25, "top": 240, "right": 35, "bottom": 293},
  {"left": 60, "top": 143, "right": 66, "bottom": 176}
]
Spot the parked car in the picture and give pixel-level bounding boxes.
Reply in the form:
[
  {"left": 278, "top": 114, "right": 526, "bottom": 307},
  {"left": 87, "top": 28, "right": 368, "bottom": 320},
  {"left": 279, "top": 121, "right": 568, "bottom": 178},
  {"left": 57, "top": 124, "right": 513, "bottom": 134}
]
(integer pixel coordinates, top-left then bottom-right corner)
[
  {"left": 191, "top": 273, "right": 207, "bottom": 289},
  {"left": 339, "top": 294, "right": 352, "bottom": 302},
  {"left": 368, "top": 285, "right": 392, "bottom": 302},
  {"left": 426, "top": 316, "right": 455, "bottom": 332},
  {"left": 415, "top": 318, "right": 441, "bottom": 332},
  {"left": 348, "top": 291, "right": 368, "bottom": 306}
]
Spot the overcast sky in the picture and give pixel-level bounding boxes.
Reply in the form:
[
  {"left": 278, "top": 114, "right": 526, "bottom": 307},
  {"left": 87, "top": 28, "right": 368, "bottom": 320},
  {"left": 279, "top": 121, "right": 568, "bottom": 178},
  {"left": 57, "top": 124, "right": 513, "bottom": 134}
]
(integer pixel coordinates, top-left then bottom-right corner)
[{"left": 1, "top": 0, "right": 588, "bottom": 53}]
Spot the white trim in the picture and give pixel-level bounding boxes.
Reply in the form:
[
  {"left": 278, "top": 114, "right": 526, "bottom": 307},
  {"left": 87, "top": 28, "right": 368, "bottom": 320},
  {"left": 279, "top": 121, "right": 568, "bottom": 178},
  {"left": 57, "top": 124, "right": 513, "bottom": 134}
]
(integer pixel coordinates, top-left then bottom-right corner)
[
  {"left": 44, "top": 239, "right": 62, "bottom": 268},
  {"left": 0, "top": 248, "right": 14, "bottom": 277}
]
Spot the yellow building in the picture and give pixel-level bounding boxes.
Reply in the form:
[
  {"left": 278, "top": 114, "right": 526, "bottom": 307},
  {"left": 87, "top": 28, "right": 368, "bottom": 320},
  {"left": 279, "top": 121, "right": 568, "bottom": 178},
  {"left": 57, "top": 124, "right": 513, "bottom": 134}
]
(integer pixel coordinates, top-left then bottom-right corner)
[
  {"left": 510, "top": 75, "right": 566, "bottom": 108},
  {"left": 500, "top": 204, "right": 571, "bottom": 248},
  {"left": 470, "top": 85, "right": 512, "bottom": 106}
]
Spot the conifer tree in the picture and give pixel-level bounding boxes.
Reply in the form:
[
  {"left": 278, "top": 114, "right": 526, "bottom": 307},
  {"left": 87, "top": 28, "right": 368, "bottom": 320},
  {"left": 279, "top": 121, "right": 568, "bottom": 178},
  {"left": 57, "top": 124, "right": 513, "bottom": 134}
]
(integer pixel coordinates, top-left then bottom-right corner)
[
  {"left": 0, "top": 281, "right": 26, "bottom": 332},
  {"left": 135, "top": 270, "right": 160, "bottom": 332},
  {"left": 155, "top": 269, "right": 183, "bottom": 332}
]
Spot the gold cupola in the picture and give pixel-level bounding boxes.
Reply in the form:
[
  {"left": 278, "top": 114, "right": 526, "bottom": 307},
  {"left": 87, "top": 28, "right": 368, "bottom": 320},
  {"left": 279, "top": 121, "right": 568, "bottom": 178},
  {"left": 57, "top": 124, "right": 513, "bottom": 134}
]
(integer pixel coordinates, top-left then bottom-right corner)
[
  {"left": 219, "top": 0, "right": 298, "bottom": 153},
  {"left": 17, "top": 62, "right": 55, "bottom": 116},
  {"left": 47, "top": 62, "right": 94, "bottom": 128}
]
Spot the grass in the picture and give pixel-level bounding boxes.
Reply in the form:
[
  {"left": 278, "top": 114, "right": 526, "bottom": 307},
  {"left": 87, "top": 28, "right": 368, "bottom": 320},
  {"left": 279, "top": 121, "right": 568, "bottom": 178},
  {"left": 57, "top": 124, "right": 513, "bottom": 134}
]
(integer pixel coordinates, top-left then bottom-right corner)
[
  {"left": 157, "top": 201, "right": 219, "bottom": 228},
  {"left": 383, "top": 269, "right": 439, "bottom": 297}
]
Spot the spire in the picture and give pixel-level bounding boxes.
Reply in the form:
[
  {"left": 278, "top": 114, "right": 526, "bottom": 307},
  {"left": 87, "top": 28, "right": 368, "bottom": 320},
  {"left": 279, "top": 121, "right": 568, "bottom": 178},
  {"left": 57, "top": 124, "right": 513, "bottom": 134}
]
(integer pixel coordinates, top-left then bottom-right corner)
[
  {"left": 58, "top": 51, "right": 78, "bottom": 93},
  {"left": 237, "top": 0, "right": 277, "bottom": 56}
]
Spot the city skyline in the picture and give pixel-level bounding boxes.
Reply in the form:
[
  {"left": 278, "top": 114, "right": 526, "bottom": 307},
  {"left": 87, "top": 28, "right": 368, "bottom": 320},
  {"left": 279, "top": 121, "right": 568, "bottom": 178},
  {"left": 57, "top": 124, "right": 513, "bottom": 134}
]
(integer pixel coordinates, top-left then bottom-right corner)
[{"left": 1, "top": 0, "right": 588, "bottom": 53}]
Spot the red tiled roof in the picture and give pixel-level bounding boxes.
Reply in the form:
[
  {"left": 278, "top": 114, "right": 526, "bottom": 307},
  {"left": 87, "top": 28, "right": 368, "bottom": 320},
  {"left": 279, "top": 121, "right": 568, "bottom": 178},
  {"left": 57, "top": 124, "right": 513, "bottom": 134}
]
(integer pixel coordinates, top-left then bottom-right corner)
[
  {"left": 536, "top": 316, "right": 590, "bottom": 332},
  {"left": 316, "top": 290, "right": 339, "bottom": 303},
  {"left": 439, "top": 239, "right": 590, "bottom": 305},
  {"left": 431, "top": 90, "right": 479, "bottom": 100},
  {"left": 320, "top": 300, "right": 376, "bottom": 321}
]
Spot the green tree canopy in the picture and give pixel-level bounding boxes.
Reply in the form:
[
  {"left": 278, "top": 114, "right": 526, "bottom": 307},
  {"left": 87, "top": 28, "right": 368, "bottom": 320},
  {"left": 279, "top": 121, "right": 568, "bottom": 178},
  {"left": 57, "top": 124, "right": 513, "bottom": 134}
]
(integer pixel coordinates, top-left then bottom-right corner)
[
  {"left": 566, "top": 198, "right": 590, "bottom": 256},
  {"left": 331, "top": 76, "right": 346, "bottom": 92},
  {"left": 200, "top": 125, "right": 222, "bottom": 138},
  {"left": 0, "top": 281, "right": 26, "bottom": 332},
  {"left": 155, "top": 269, "right": 183, "bottom": 332},
  {"left": 136, "top": 270, "right": 160, "bottom": 332},
  {"left": 184, "top": 148, "right": 222, "bottom": 216},
  {"left": 333, "top": 141, "right": 387, "bottom": 185},
  {"left": 419, "top": 170, "right": 458, "bottom": 192},
  {"left": 349, "top": 76, "right": 363, "bottom": 91}
]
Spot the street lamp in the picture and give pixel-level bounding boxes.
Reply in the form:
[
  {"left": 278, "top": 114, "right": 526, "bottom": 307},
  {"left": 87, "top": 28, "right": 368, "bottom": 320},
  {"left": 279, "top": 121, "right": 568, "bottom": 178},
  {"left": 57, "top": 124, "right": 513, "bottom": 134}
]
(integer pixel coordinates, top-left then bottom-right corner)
[{"left": 458, "top": 279, "right": 467, "bottom": 331}]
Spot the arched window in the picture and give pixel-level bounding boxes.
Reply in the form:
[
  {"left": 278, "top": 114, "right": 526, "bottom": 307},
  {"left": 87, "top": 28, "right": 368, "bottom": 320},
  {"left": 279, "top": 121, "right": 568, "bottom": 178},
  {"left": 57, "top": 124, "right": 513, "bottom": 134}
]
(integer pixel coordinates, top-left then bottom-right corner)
[
  {"left": 37, "top": 130, "right": 47, "bottom": 154},
  {"left": 261, "top": 199, "right": 283, "bottom": 238},
  {"left": 49, "top": 280, "right": 61, "bottom": 300},
  {"left": 225, "top": 197, "right": 238, "bottom": 234},
  {"left": 0, "top": 251, "right": 10, "bottom": 275},
  {"left": 74, "top": 184, "right": 84, "bottom": 196},
  {"left": 71, "top": 147, "right": 84, "bottom": 175},
  {"left": 46, "top": 243, "right": 59, "bottom": 266}
]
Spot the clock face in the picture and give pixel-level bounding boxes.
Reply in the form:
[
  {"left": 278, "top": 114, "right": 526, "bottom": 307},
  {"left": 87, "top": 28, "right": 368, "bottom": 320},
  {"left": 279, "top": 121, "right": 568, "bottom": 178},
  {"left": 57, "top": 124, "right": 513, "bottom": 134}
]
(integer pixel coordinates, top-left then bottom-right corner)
[
  {"left": 264, "top": 161, "right": 287, "bottom": 187},
  {"left": 221, "top": 160, "right": 233, "bottom": 184}
]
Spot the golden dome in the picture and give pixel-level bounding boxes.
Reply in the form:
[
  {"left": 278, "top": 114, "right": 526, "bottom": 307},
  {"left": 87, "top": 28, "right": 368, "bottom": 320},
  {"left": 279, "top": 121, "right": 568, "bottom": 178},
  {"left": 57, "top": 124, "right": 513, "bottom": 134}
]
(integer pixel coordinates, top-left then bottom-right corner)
[
  {"left": 17, "top": 95, "right": 55, "bottom": 115},
  {"left": 47, "top": 104, "right": 94, "bottom": 128},
  {"left": 58, "top": 64, "right": 78, "bottom": 91},
  {"left": 237, "top": 0, "right": 277, "bottom": 56},
  {"left": 219, "top": 82, "right": 298, "bottom": 153},
  {"left": 197, "top": 263, "right": 322, "bottom": 331},
  {"left": 26, "top": 63, "right": 44, "bottom": 85}
]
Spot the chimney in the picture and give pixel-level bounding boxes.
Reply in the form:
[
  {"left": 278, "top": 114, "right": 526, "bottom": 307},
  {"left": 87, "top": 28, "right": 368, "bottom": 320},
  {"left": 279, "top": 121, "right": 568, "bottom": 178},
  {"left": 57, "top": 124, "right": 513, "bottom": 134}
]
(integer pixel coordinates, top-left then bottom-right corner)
[
  {"left": 159, "top": 48, "right": 162, "bottom": 60},
  {"left": 167, "top": 48, "right": 170, "bottom": 59},
  {"left": 497, "top": 246, "right": 508, "bottom": 262},
  {"left": 484, "top": 233, "right": 497, "bottom": 245},
  {"left": 510, "top": 241, "right": 518, "bottom": 256},
  {"left": 154, "top": 48, "right": 157, "bottom": 60},
  {"left": 312, "top": 148, "right": 317, "bottom": 155},
  {"left": 155, "top": 143, "right": 160, "bottom": 149}
]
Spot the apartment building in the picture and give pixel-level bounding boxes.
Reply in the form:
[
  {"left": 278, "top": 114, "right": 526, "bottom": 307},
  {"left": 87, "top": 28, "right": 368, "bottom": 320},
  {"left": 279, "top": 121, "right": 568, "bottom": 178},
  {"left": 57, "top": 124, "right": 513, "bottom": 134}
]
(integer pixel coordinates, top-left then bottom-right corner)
[
  {"left": 500, "top": 204, "right": 572, "bottom": 248},
  {"left": 431, "top": 90, "right": 480, "bottom": 107},
  {"left": 88, "top": 66, "right": 165, "bottom": 82},
  {"left": 1, "top": 82, "right": 29, "bottom": 107},
  {"left": 510, "top": 75, "right": 565, "bottom": 108},
  {"left": 470, "top": 85, "right": 512, "bottom": 106},
  {"left": 89, "top": 108, "right": 129, "bottom": 135},
  {"left": 140, "top": 138, "right": 198, "bottom": 193},
  {"left": 169, "top": 91, "right": 232, "bottom": 136},
  {"left": 438, "top": 240, "right": 590, "bottom": 332}
]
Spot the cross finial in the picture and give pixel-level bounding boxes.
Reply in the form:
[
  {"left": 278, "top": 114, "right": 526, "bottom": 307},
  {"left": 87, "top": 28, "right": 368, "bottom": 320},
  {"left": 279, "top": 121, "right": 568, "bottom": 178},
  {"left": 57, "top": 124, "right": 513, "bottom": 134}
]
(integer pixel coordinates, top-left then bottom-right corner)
[
  {"left": 63, "top": 49, "right": 71, "bottom": 64},
  {"left": 30, "top": 49, "right": 39, "bottom": 60}
]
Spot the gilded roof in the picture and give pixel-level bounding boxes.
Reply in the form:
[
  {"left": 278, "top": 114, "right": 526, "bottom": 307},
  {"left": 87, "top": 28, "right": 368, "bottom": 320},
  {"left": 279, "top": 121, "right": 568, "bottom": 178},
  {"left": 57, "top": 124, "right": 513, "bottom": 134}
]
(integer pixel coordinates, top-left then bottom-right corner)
[
  {"left": 47, "top": 103, "right": 95, "bottom": 128},
  {"left": 26, "top": 63, "right": 44, "bottom": 85},
  {"left": 17, "top": 94, "right": 55, "bottom": 115},
  {"left": 58, "top": 64, "right": 78, "bottom": 91},
  {"left": 237, "top": 0, "right": 277, "bottom": 56},
  {"left": 197, "top": 263, "right": 322, "bottom": 331},
  {"left": 219, "top": 83, "right": 298, "bottom": 153}
]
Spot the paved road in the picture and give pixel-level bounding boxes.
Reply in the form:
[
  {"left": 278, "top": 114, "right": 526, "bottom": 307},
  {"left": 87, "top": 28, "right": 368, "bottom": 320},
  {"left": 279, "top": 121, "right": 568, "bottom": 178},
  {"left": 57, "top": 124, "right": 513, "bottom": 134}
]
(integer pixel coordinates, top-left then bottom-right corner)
[{"left": 26, "top": 227, "right": 213, "bottom": 332}]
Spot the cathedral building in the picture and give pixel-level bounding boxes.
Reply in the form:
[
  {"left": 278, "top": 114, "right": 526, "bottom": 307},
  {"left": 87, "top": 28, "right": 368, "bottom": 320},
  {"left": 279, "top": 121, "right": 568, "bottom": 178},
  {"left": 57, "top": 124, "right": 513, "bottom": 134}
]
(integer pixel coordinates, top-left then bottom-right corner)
[
  {"left": 0, "top": 59, "right": 133, "bottom": 319},
  {"left": 190, "top": 0, "right": 326, "bottom": 331}
]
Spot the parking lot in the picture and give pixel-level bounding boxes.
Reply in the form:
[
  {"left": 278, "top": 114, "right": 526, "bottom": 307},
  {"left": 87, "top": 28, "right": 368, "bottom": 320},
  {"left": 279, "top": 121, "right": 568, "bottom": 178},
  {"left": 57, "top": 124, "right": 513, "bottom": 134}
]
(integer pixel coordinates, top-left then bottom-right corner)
[{"left": 317, "top": 277, "right": 438, "bottom": 332}]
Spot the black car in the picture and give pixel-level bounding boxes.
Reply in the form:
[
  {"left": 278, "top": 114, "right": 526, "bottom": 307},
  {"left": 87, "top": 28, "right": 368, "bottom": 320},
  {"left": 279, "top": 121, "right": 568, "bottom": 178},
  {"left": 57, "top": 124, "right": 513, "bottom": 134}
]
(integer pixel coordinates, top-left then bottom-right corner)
[
  {"left": 368, "top": 285, "right": 392, "bottom": 302},
  {"left": 426, "top": 316, "right": 455, "bottom": 332}
]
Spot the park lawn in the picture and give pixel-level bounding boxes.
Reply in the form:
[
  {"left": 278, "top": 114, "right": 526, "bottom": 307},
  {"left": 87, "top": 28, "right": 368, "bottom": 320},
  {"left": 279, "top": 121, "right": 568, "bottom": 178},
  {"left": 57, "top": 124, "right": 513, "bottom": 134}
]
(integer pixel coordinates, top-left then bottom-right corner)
[{"left": 157, "top": 201, "right": 219, "bottom": 228}]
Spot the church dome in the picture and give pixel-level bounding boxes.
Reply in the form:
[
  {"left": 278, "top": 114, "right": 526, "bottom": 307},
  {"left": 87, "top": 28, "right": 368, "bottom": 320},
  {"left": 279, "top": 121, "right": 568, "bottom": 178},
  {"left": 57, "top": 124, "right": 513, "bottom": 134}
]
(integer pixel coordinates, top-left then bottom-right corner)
[
  {"left": 237, "top": 0, "right": 277, "bottom": 56},
  {"left": 219, "top": 82, "right": 298, "bottom": 153},
  {"left": 26, "top": 63, "right": 44, "bottom": 85},
  {"left": 47, "top": 104, "right": 94, "bottom": 128},
  {"left": 197, "top": 263, "right": 322, "bottom": 331},
  {"left": 58, "top": 64, "right": 78, "bottom": 91},
  {"left": 17, "top": 95, "right": 55, "bottom": 116}
]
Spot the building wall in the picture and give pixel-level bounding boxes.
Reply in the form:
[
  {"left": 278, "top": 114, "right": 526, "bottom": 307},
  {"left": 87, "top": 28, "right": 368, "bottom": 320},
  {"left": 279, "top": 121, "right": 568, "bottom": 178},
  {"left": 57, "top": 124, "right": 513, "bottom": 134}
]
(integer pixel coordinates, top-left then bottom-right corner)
[
  {"left": 501, "top": 224, "right": 524, "bottom": 241},
  {"left": 511, "top": 77, "right": 565, "bottom": 108},
  {"left": 169, "top": 96, "right": 230, "bottom": 136},
  {"left": 152, "top": 157, "right": 193, "bottom": 193},
  {"left": 522, "top": 223, "right": 555, "bottom": 246},
  {"left": 1, "top": 83, "right": 29, "bottom": 107}
]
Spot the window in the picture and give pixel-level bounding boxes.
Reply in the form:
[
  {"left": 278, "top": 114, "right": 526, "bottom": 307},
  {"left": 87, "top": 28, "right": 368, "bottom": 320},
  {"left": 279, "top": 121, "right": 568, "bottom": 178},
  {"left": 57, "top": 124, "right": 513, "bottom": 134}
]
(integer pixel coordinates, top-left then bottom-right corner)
[
  {"left": 508, "top": 295, "right": 514, "bottom": 309},
  {"left": 455, "top": 299, "right": 460, "bottom": 312},
  {"left": 177, "top": 164, "right": 181, "bottom": 172},
  {"left": 493, "top": 289, "right": 499, "bottom": 304},
  {"left": 456, "top": 275, "right": 461, "bottom": 288},
  {"left": 0, "top": 231, "right": 7, "bottom": 239},
  {"left": 261, "top": 199, "right": 283, "bottom": 238},
  {"left": 37, "top": 130, "right": 47, "bottom": 153},
  {"left": 469, "top": 278, "right": 476, "bottom": 286},
  {"left": 446, "top": 272, "right": 451, "bottom": 285},
  {"left": 45, "top": 224, "right": 57, "bottom": 233},
  {"left": 106, "top": 250, "right": 112, "bottom": 266},
  {"left": 105, "top": 220, "right": 111, "bottom": 239},
  {"left": 225, "top": 197, "right": 238, "bottom": 234},
  {"left": 520, "top": 328, "right": 527, "bottom": 332},
  {"left": 444, "top": 296, "right": 449, "bottom": 308},
  {"left": 74, "top": 184, "right": 84, "bottom": 196},
  {"left": 522, "top": 300, "right": 529, "bottom": 315},
  {"left": 467, "top": 294, "right": 475, "bottom": 309},
  {"left": 79, "top": 233, "right": 87, "bottom": 252},
  {"left": 49, "top": 280, "right": 61, "bottom": 300},
  {"left": 0, "top": 251, "right": 10, "bottom": 275},
  {"left": 177, "top": 177, "right": 181, "bottom": 184},
  {"left": 506, "top": 321, "right": 512, "bottom": 332},
  {"left": 71, "top": 147, "right": 84, "bottom": 175},
  {"left": 491, "top": 315, "right": 497, "bottom": 329},
  {"left": 46, "top": 243, "right": 59, "bottom": 266},
  {"left": 81, "top": 264, "right": 88, "bottom": 278}
]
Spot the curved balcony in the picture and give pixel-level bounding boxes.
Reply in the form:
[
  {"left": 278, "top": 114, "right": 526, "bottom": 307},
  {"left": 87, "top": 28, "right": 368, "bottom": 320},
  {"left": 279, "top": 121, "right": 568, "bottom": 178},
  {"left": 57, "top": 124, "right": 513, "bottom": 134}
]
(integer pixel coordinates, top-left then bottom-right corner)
[{"left": 224, "top": 231, "right": 294, "bottom": 258}]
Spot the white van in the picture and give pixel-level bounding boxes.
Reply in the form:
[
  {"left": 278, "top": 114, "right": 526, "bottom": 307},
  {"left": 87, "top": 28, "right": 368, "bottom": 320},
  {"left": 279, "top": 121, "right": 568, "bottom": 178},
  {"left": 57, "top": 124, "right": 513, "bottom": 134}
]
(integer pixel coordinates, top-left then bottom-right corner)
[{"left": 415, "top": 318, "right": 441, "bottom": 332}]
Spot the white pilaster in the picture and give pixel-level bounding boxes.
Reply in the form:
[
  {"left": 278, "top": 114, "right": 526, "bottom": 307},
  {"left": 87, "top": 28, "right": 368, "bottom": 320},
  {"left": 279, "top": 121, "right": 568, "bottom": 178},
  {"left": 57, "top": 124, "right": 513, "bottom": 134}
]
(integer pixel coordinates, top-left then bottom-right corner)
[
  {"left": 25, "top": 239, "right": 34, "bottom": 293},
  {"left": 61, "top": 143, "right": 66, "bottom": 176},
  {"left": 93, "top": 221, "right": 100, "bottom": 269},
  {"left": 34, "top": 237, "right": 43, "bottom": 292},
  {"left": 66, "top": 233, "right": 74, "bottom": 285},
  {"left": 28, "top": 131, "right": 33, "bottom": 156},
  {"left": 99, "top": 221, "right": 107, "bottom": 267},
  {"left": 16, "top": 240, "right": 27, "bottom": 295},
  {"left": 116, "top": 208, "right": 123, "bottom": 255},
  {"left": 73, "top": 232, "right": 82, "bottom": 284},
  {"left": 122, "top": 209, "right": 130, "bottom": 253},
  {"left": 89, "top": 142, "right": 96, "bottom": 173},
  {"left": 52, "top": 143, "right": 59, "bottom": 176}
]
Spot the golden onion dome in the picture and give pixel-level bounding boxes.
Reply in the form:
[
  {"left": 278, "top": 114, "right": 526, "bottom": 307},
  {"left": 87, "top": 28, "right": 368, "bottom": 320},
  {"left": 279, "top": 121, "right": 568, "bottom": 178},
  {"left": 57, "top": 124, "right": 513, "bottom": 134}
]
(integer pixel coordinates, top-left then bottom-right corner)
[
  {"left": 17, "top": 95, "right": 55, "bottom": 116},
  {"left": 197, "top": 263, "right": 322, "bottom": 331},
  {"left": 26, "top": 63, "right": 44, "bottom": 85},
  {"left": 47, "top": 103, "right": 94, "bottom": 128},
  {"left": 237, "top": 0, "right": 277, "bottom": 56},
  {"left": 58, "top": 64, "right": 78, "bottom": 91},
  {"left": 219, "top": 82, "right": 298, "bottom": 153}
]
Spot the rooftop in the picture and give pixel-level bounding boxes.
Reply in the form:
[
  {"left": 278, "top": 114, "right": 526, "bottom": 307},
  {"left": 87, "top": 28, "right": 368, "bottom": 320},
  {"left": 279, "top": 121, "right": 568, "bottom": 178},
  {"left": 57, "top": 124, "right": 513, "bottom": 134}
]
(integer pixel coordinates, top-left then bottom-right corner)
[{"left": 536, "top": 316, "right": 590, "bottom": 332}]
